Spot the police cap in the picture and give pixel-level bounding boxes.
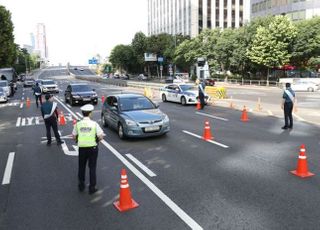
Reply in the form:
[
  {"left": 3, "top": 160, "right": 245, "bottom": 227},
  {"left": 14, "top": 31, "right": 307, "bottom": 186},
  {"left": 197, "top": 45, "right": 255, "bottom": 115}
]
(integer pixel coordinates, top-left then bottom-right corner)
[{"left": 80, "top": 104, "right": 94, "bottom": 112}]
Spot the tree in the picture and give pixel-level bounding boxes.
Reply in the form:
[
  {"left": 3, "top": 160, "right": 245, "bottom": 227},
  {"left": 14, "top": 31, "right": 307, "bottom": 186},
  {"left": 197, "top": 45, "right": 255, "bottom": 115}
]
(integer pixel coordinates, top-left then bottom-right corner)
[
  {"left": 131, "top": 32, "right": 147, "bottom": 71},
  {"left": 109, "top": 45, "right": 137, "bottom": 73},
  {"left": 291, "top": 16, "right": 320, "bottom": 68},
  {"left": 247, "top": 16, "right": 297, "bottom": 79},
  {"left": 0, "top": 5, "right": 16, "bottom": 67}
]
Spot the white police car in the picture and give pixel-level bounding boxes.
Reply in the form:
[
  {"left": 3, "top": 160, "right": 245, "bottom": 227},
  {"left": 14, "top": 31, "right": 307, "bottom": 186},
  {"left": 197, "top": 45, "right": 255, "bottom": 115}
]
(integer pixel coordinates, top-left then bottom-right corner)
[{"left": 160, "top": 83, "right": 208, "bottom": 105}]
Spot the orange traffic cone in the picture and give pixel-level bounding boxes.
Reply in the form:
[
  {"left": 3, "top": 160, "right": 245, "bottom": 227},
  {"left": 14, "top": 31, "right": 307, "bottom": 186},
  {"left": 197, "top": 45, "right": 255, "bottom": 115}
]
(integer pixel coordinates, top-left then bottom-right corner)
[
  {"left": 101, "top": 95, "right": 105, "bottom": 103},
  {"left": 26, "top": 97, "right": 30, "bottom": 108},
  {"left": 290, "top": 144, "right": 314, "bottom": 178},
  {"left": 202, "top": 120, "right": 213, "bottom": 140},
  {"left": 241, "top": 106, "right": 249, "bottom": 122},
  {"left": 196, "top": 100, "right": 201, "bottom": 110},
  {"left": 113, "top": 169, "right": 139, "bottom": 212},
  {"left": 59, "top": 111, "right": 66, "bottom": 125}
]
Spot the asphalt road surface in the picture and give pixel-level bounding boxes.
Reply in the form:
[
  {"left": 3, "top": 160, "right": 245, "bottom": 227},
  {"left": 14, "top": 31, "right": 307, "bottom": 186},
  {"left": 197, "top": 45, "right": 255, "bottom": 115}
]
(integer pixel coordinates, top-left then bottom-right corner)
[{"left": 1, "top": 67, "right": 320, "bottom": 230}]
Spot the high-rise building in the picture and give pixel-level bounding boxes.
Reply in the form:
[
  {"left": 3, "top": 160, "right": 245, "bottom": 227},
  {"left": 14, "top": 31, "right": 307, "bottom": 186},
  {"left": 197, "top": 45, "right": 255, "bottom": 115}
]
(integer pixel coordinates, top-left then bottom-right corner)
[
  {"left": 30, "top": 33, "right": 35, "bottom": 50},
  {"left": 148, "top": 0, "right": 250, "bottom": 37},
  {"left": 35, "top": 23, "right": 48, "bottom": 60},
  {"left": 251, "top": 0, "right": 320, "bottom": 21}
]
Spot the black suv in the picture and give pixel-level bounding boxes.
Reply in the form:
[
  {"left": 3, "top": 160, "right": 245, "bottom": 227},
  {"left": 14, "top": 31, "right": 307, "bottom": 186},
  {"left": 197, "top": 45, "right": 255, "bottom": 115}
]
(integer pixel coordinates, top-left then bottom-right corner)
[{"left": 64, "top": 83, "right": 98, "bottom": 106}]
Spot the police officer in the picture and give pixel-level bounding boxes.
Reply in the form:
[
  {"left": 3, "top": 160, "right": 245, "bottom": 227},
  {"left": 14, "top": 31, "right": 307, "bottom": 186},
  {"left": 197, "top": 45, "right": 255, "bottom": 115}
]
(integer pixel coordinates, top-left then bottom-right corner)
[
  {"left": 281, "top": 82, "right": 295, "bottom": 130},
  {"left": 198, "top": 79, "right": 206, "bottom": 109},
  {"left": 41, "top": 94, "right": 64, "bottom": 145},
  {"left": 72, "top": 104, "right": 105, "bottom": 194},
  {"left": 33, "top": 83, "right": 42, "bottom": 108}
]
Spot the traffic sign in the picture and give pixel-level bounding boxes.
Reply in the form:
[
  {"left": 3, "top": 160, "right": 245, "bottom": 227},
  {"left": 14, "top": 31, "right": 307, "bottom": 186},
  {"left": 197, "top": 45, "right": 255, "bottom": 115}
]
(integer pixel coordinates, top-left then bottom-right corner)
[
  {"left": 158, "top": 57, "right": 164, "bottom": 63},
  {"left": 89, "top": 58, "right": 98, "bottom": 65}
]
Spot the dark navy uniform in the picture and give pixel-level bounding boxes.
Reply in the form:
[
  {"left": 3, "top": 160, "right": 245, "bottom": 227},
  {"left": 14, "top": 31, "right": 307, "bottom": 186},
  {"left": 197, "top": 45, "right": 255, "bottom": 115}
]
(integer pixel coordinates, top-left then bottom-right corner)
[
  {"left": 198, "top": 81, "right": 206, "bottom": 109},
  {"left": 282, "top": 85, "right": 295, "bottom": 129},
  {"left": 40, "top": 95, "right": 63, "bottom": 145},
  {"left": 33, "top": 84, "right": 42, "bottom": 108}
]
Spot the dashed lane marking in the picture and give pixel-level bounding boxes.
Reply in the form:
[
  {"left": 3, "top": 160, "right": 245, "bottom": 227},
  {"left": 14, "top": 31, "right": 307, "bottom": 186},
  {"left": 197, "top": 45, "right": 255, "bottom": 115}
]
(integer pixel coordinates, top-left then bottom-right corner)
[
  {"left": 2, "top": 152, "right": 15, "bottom": 185},
  {"left": 76, "top": 112, "right": 83, "bottom": 118},
  {"left": 126, "top": 154, "right": 157, "bottom": 177},
  {"left": 20, "top": 103, "right": 23, "bottom": 109},
  {"left": 196, "top": 111, "right": 228, "bottom": 121},
  {"left": 0, "top": 102, "right": 19, "bottom": 108},
  {"left": 101, "top": 140, "right": 203, "bottom": 230},
  {"left": 16, "top": 117, "right": 21, "bottom": 127},
  {"left": 67, "top": 104, "right": 71, "bottom": 108},
  {"left": 182, "top": 130, "right": 229, "bottom": 149}
]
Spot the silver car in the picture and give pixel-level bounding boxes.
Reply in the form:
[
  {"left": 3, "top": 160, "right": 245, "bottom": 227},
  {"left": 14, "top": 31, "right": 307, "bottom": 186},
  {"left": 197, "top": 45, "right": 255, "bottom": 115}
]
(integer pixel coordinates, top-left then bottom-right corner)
[{"left": 101, "top": 94, "right": 170, "bottom": 139}]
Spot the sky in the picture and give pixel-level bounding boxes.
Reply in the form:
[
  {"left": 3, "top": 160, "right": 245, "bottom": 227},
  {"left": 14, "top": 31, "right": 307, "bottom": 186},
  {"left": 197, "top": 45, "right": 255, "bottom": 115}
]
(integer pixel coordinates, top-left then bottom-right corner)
[{"left": 1, "top": 0, "right": 148, "bottom": 65}]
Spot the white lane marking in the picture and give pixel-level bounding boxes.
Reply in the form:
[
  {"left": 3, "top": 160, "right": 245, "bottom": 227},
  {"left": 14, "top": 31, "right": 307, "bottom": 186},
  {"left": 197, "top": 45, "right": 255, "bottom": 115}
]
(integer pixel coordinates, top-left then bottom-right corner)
[
  {"left": 22, "top": 97, "right": 24, "bottom": 100},
  {"left": 76, "top": 112, "right": 83, "bottom": 118},
  {"left": 2, "top": 152, "right": 15, "bottom": 185},
  {"left": 20, "top": 103, "right": 23, "bottom": 109},
  {"left": 293, "top": 113, "right": 306, "bottom": 122},
  {"left": 182, "top": 130, "right": 229, "bottom": 149},
  {"left": 35, "top": 117, "right": 40, "bottom": 125},
  {"left": 196, "top": 112, "right": 228, "bottom": 121},
  {"left": 53, "top": 96, "right": 79, "bottom": 120},
  {"left": 21, "top": 118, "right": 26, "bottom": 126},
  {"left": 267, "top": 110, "right": 273, "bottom": 116},
  {"left": 125, "top": 154, "right": 157, "bottom": 177},
  {"left": 101, "top": 140, "right": 202, "bottom": 230},
  {"left": 16, "top": 117, "right": 21, "bottom": 127},
  {"left": 67, "top": 104, "right": 71, "bottom": 108},
  {"left": 27, "top": 117, "right": 34, "bottom": 126}
]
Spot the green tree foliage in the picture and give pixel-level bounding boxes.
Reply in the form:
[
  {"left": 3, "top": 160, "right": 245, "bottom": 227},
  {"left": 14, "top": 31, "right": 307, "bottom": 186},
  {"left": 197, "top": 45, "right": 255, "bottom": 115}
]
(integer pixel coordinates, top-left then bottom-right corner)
[
  {"left": 0, "top": 5, "right": 16, "bottom": 67},
  {"left": 131, "top": 32, "right": 147, "bottom": 71},
  {"left": 109, "top": 45, "right": 138, "bottom": 73},
  {"left": 247, "top": 16, "right": 297, "bottom": 71},
  {"left": 291, "top": 16, "right": 320, "bottom": 68}
]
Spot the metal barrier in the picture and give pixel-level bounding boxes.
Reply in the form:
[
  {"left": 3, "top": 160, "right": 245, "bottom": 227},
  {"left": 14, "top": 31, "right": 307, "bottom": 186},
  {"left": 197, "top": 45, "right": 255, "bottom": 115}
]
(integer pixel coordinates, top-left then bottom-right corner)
[{"left": 213, "top": 78, "right": 280, "bottom": 87}]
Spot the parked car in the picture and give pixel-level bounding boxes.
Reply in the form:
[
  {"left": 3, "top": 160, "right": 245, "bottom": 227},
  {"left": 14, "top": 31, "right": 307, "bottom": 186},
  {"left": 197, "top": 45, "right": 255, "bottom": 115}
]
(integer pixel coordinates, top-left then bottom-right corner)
[
  {"left": 289, "top": 81, "right": 319, "bottom": 92},
  {"left": 64, "top": 83, "right": 98, "bottom": 106},
  {"left": 0, "top": 80, "right": 12, "bottom": 97},
  {"left": 138, "top": 74, "right": 148, "bottom": 81},
  {"left": 0, "top": 85, "right": 9, "bottom": 102},
  {"left": 205, "top": 79, "right": 215, "bottom": 86},
  {"left": 160, "top": 83, "right": 209, "bottom": 105},
  {"left": 101, "top": 94, "right": 170, "bottom": 139},
  {"left": 40, "top": 80, "right": 59, "bottom": 94},
  {"left": 24, "top": 78, "right": 35, "bottom": 87}
]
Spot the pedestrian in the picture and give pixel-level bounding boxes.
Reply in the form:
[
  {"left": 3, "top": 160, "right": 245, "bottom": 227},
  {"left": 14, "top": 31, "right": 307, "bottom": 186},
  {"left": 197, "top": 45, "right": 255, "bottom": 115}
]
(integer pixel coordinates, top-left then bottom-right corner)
[
  {"left": 40, "top": 94, "right": 64, "bottom": 145},
  {"left": 281, "top": 82, "right": 295, "bottom": 130},
  {"left": 198, "top": 79, "right": 206, "bottom": 109},
  {"left": 72, "top": 104, "right": 105, "bottom": 194},
  {"left": 33, "top": 83, "right": 42, "bottom": 108}
]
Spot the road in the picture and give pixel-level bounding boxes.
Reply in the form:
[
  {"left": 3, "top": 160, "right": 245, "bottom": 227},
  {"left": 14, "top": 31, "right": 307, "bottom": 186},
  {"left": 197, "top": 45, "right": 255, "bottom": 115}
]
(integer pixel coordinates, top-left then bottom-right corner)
[{"left": 1, "top": 67, "right": 320, "bottom": 229}]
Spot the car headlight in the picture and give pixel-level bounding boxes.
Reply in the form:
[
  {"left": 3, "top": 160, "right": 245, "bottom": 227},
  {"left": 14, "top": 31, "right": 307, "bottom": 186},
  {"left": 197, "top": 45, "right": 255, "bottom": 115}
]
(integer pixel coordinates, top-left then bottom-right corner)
[
  {"left": 184, "top": 92, "right": 195, "bottom": 97},
  {"left": 163, "top": 115, "right": 169, "bottom": 123},
  {"left": 125, "top": 119, "right": 137, "bottom": 126}
]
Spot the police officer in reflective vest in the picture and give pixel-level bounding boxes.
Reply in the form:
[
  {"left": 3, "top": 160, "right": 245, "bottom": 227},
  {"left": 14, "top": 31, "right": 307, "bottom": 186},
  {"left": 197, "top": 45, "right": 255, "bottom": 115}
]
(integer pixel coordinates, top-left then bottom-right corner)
[
  {"left": 72, "top": 104, "right": 105, "bottom": 194},
  {"left": 281, "top": 82, "right": 295, "bottom": 130}
]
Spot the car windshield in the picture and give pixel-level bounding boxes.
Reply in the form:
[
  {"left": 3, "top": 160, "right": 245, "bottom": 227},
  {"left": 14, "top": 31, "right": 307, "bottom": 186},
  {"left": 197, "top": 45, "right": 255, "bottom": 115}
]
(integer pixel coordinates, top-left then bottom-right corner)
[
  {"left": 120, "top": 97, "right": 155, "bottom": 111},
  {"left": 0, "top": 70, "right": 13, "bottom": 81},
  {"left": 42, "top": 80, "right": 55, "bottom": 85},
  {"left": 0, "top": 81, "right": 8, "bottom": 87},
  {"left": 180, "top": 85, "right": 196, "bottom": 91},
  {"left": 0, "top": 88, "right": 4, "bottom": 92},
  {"left": 72, "top": 85, "right": 92, "bottom": 92}
]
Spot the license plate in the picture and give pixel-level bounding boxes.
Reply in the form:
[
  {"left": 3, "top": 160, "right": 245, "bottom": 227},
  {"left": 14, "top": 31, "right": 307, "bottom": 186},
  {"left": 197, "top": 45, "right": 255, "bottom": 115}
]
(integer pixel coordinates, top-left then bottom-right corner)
[
  {"left": 145, "top": 126, "right": 160, "bottom": 132},
  {"left": 83, "top": 98, "right": 91, "bottom": 101}
]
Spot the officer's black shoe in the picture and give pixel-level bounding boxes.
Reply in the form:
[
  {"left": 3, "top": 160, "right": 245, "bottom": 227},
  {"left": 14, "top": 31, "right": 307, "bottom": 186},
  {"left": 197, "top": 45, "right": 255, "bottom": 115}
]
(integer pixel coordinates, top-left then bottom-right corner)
[
  {"left": 57, "top": 141, "right": 64, "bottom": 145},
  {"left": 89, "top": 187, "right": 98, "bottom": 195},
  {"left": 78, "top": 183, "right": 85, "bottom": 192},
  {"left": 46, "top": 142, "right": 51, "bottom": 146},
  {"left": 281, "top": 126, "right": 288, "bottom": 130}
]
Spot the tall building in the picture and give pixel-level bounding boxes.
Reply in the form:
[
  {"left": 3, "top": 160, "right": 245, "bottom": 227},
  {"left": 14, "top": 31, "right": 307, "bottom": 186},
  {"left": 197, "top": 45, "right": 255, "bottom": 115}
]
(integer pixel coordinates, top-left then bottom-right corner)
[
  {"left": 148, "top": 0, "right": 251, "bottom": 38},
  {"left": 30, "top": 33, "right": 35, "bottom": 50},
  {"left": 251, "top": 0, "right": 320, "bottom": 21},
  {"left": 35, "top": 23, "right": 48, "bottom": 60}
]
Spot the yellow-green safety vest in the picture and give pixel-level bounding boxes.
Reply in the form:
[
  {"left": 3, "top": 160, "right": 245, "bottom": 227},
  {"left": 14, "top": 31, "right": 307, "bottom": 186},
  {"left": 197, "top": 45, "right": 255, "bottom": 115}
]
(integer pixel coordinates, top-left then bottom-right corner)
[{"left": 76, "top": 120, "right": 97, "bottom": 147}]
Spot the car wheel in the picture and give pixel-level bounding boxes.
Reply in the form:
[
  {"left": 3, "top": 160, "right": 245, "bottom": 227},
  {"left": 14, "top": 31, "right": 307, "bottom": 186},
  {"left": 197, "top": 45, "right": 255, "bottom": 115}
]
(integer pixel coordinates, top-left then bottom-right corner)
[
  {"left": 118, "top": 123, "right": 126, "bottom": 139},
  {"left": 181, "top": 96, "right": 187, "bottom": 105},
  {"left": 70, "top": 98, "right": 75, "bottom": 106},
  {"left": 93, "top": 101, "right": 98, "bottom": 105},
  {"left": 101, "top": 114, "right": 108, "bottom": 127},
  {"left": 162, "top": 94, "right": 167, "bottom": 102},
  {"left": 307, "top": 87, "right": 314, "bottom": 92},
  {"left": 64, "top": 96, "right": 68, "bottom": 103}
]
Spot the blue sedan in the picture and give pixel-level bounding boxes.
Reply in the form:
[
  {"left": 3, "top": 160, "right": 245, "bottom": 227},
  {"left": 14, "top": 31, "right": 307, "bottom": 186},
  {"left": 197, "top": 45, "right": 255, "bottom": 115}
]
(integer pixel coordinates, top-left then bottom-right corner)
[{"left": 101, "top": 94, "right": 170, "bottom": 139}]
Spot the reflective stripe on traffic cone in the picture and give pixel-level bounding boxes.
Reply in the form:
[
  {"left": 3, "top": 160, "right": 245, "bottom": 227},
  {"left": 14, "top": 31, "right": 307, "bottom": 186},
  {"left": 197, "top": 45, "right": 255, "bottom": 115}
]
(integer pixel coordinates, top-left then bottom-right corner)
[
  {"left": 202, "top": 120, "right": 213, "bottom": 140},
  {"left": 59, "top": 111, "right": 66, "bottom": 125},
  {"left": 240, "top": 106, "right": 249, "bottom": 122},
  {"left": 113, "top": 169, "right": 139, "bottom": 212},
  {"left": 290, "top": 144, "right": 314, "bottom": 178}
]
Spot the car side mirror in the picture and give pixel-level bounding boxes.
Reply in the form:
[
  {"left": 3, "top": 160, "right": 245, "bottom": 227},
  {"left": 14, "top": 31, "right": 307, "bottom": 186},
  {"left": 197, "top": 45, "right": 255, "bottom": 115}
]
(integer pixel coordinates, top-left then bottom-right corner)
[{"left": 154, "top": 102, "right": 160, "bottom": 108}]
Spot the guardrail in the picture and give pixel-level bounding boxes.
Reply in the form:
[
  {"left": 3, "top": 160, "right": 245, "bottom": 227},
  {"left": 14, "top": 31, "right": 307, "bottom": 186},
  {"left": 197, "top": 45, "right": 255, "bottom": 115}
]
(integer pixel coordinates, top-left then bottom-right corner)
[{"left": 214, "top": 78, "right": 280, "bottom": 87}]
